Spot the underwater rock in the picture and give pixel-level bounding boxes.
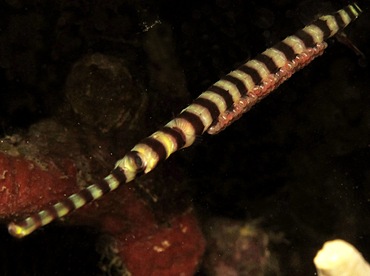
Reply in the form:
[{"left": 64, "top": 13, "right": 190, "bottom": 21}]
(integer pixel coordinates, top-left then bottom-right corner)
[
  {"left": 107, "top": 209, "right": 205, "bottom": 275},
  {"left": 203, "top": 218, "right": 277, "bottom": 276},
  {"left": 65, "top": 53, "right": 147, "bottom": 133},
  {"left": 0, "top": 151, "right": 78, "bottom": 217},
  {"left": 119, "top": 211, "right": 205, "bottom": 276},
  {"left": 86, "top": 185, "right": 206, "bottom": 275}
]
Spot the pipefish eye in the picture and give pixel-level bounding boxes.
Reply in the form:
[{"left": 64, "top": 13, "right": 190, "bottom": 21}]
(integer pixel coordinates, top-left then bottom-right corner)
[{"left": 127, "top": 151, "right": 145, "bottom": 172}]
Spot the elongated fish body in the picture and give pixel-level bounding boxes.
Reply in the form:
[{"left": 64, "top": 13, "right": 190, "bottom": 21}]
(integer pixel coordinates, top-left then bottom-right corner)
[{"left": 8, "top": 3, "right": 362, "bottom": 238}]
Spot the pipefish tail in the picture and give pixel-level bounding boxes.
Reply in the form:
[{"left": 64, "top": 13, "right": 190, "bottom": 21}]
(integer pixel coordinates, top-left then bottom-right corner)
[{"left": 8, "top": 3, "right": 362, "bottom": 238}]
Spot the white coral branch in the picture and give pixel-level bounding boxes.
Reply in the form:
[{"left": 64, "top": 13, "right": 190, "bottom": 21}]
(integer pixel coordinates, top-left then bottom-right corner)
[{"left": 314, "top": 239, "right": 370, "bottom": 276}]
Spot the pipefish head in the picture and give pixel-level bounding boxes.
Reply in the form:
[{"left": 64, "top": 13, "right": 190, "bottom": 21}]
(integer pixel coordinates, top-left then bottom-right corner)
[{"left": 114, "top": 150, "right": 146, "bottom": 183}]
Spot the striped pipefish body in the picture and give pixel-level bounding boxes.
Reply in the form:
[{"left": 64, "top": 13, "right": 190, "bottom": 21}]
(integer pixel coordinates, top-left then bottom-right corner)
[{"left": 8, "top": 3, "right": 362, "bottom": 238}]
